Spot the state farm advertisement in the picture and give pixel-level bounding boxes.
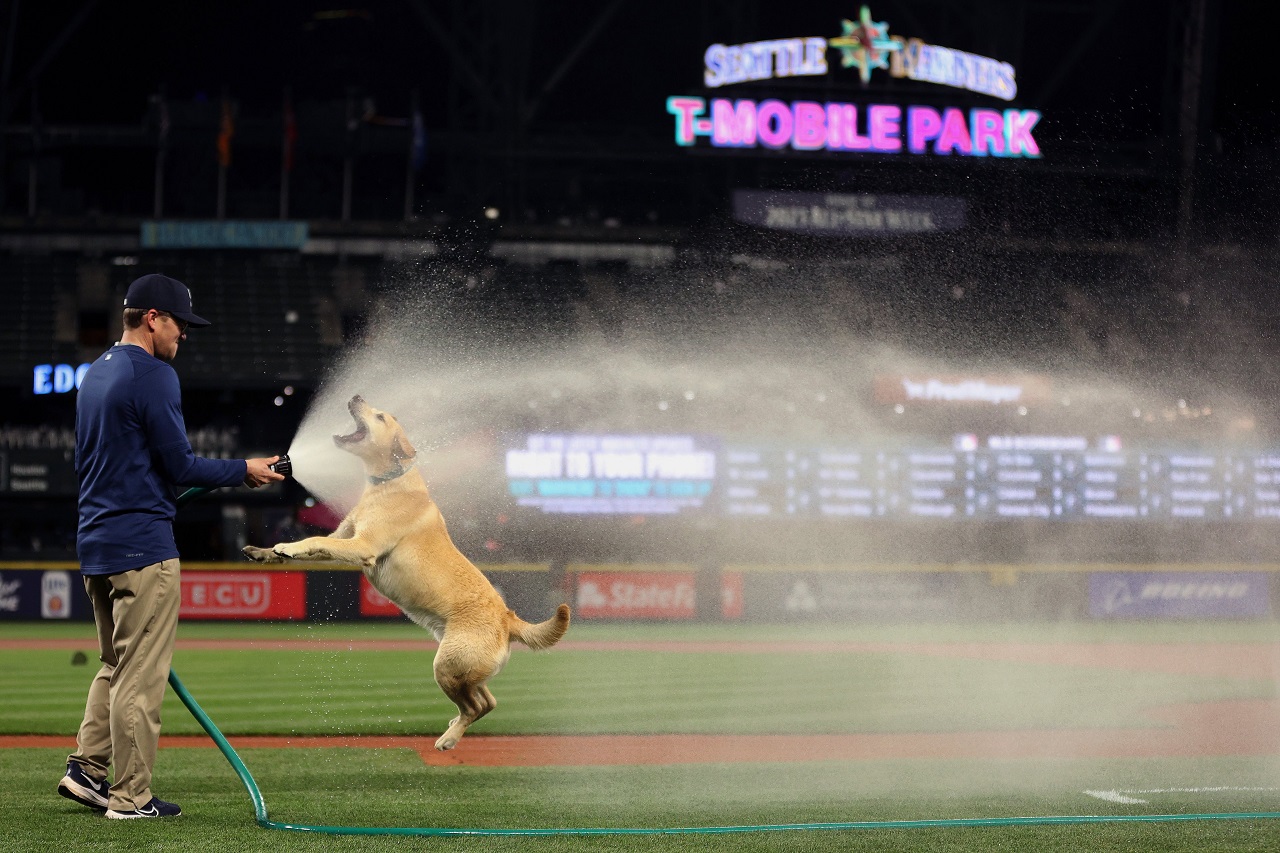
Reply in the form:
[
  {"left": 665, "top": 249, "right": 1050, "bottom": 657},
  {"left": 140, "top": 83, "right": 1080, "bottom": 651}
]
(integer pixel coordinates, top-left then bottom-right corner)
[
  {"left": 574, "top": 571, "right": 696, "bottom": 620},
  {"left": 180, "top": 571, "right": 306, "bottom": 620}
]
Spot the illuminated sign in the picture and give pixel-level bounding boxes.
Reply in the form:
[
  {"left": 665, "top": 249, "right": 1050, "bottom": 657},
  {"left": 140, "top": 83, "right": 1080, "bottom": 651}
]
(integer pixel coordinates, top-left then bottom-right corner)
[
  {"left": 872, "top": 375, "right": 1053, "bottom": 406},
  {"left": 704, "top": 38, "right": 829, "bottom": 88},
  {"left": 733, "top": 190, "right": 966, "bottom": 235},
  {"left": 33, "top": 363, "right": 91, "bottom": 394},
  {"left": 678, "top": 6, "right": 1038, "bottom": 157},
  {"left": 703, "top": 6, "right": 1018, "bottom": 101},
  {"left": 140, "top": 220, "right": 308, "bottom": 249},
  {"left": 667, "top": 98, "right": 1040, "bottom": 157},
  {"left": 0, "top": 449, "right": 80, "bottom": 496},
  {"left": 506, "top": 434, "right": 717, "bottom": 515}
]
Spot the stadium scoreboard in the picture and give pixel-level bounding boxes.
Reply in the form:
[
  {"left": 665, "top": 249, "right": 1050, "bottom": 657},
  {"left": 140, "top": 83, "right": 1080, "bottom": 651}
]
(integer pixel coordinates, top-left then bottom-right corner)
[
  {"left": 506, "top": 433, "right": 1280, "bottom": 521},
  {"left": 724, "top": 443, "right": 1265, "bottom": 520}
]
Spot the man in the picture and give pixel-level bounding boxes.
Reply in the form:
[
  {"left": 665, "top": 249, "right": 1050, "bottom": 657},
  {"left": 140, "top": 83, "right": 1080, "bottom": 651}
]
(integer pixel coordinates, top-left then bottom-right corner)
[{"left": 57, "top": 273, "right": 284, "bottom": 819}]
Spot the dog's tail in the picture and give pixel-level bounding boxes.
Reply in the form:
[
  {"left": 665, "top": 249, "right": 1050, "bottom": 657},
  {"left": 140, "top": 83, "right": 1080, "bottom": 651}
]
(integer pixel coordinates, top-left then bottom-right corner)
[{"left": 508, "top": 604, "right": 571, "bottom": 650}]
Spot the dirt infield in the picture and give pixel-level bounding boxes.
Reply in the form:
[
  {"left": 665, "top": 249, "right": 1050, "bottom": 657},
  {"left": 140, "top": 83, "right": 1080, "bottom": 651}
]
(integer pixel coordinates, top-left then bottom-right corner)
[
  {"left": 5, "top": 697, "right": 1280, "bottom": 765},
  {"left": 5, "top": 637, "right": 1279, "bottom": 766}
]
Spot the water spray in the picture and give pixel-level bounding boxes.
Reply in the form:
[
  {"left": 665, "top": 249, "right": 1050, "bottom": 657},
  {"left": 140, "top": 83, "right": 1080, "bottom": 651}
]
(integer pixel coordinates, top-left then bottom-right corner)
[
  {"left": 158, "top": 285, "right": 1280, "bottom": 835},
  {"left": 165, "top": 462, "right": 1280, "bottom": 835}
]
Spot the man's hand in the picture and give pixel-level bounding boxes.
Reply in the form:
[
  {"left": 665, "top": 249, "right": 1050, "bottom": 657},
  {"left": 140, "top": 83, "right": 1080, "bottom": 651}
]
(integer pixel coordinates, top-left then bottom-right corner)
[{"left": 244, "top": 456, "right": 286, "bottom": 488}]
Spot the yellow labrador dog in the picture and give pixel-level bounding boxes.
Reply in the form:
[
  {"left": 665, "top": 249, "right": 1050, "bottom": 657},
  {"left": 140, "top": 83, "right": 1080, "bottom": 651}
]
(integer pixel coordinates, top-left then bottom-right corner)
[{"left": 243, "top": 394, "right": 570, "bottom": 750}]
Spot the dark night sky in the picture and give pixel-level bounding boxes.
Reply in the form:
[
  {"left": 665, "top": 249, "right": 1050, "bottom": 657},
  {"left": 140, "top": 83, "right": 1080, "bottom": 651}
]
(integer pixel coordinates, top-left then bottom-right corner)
[{"left": 4, "top": 0, "right": 1270, "bottom": 149}]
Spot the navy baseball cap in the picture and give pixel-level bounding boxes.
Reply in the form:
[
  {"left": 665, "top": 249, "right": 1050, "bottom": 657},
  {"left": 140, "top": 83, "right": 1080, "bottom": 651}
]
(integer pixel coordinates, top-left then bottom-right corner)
[{"left": 123, "top": 274, "right": 211, "bottom": 327}]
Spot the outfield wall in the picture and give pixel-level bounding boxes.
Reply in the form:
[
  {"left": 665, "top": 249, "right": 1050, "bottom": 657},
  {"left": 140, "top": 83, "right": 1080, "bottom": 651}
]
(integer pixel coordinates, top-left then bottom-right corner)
[
  {"left": 1, "top": 561, "right": 1275, "bottom": 623},
  {"left": 0, "top": 562, "right": 557, "bottom": 623}
]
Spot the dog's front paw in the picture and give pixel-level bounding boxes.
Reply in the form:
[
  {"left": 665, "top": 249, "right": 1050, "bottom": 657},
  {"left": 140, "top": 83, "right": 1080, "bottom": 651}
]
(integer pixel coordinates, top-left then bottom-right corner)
[{"left": 242, "top": 545, "right": 285, "bottom": 563}]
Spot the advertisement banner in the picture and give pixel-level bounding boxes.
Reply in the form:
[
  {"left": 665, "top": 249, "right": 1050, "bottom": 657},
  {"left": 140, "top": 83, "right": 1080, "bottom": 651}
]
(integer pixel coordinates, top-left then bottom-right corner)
[
  {"left": 41, "top": 570, "right": 72, "bottom": 619},
  {"left": 140, "top": 219, "right": 309, "bottom": 249},
  {"left": 733, "top": 190, "right": 966, "bottom": 236},
  {"left": 0, "top": 572, "right": 28, "bottom": 618},
  {"left": 180, "top": 571, "right": 306, "bottom": 620},
  {"left": 872, "top": 374, "right": 1052, "bottom": 406},
  {"left": 1089, "top": 572, "right": 1272, "bottom": 619},
  {"left": 738, "top": 570, "right": 980, "bottom": 621},
  {"left": 0, "top": 570, "right": 92, "bottom": 620},
  {"left": 574, "top": 571, "right": 697, "bottom": 620}
]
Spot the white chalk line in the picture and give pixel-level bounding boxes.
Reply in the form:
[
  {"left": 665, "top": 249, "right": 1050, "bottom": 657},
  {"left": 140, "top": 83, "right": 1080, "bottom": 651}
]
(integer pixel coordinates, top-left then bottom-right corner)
[{"left": 1084, "top": 787, "right": 1280, "bottom": 805}]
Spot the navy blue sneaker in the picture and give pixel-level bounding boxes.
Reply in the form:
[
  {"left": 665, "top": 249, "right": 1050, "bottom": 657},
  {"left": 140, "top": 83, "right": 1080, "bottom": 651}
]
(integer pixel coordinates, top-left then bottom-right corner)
[
  {"left": 57, "top": 762, "right": 108, "bottom": 810},
  {"left": 106, "top": 797, "right": 182, "bottom": 819}
]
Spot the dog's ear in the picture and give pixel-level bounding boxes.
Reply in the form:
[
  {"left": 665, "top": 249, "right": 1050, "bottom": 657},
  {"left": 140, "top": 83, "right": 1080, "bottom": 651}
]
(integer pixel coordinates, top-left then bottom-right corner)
[{"left": 391, "top": 434, "right": 417, "bottom": 462}]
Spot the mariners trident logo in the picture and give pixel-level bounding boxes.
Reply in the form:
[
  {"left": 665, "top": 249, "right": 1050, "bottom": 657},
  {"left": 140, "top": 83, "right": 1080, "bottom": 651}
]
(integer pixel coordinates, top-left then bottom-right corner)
[
  {"left": 673, "top": 5, "right": 1037, "bottom": 158},
  {"left": 700, "top": 6, "right": 1018, "bottom": 101},
  {"left": 829, "top": 6, "right": 902, "bottom": 84}
]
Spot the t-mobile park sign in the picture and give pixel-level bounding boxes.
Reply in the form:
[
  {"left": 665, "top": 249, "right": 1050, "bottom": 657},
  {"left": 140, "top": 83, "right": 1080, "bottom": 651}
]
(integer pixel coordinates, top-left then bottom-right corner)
[{"left": 667, "top": 5, "right": 1040, "bottom": 158}]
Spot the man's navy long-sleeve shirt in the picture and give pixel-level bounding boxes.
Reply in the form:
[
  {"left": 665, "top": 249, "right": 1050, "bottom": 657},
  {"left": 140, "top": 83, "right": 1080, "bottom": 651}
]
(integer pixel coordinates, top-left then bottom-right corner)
[{"left": 76, "top": 344, "right": 246, "bottom": 575}]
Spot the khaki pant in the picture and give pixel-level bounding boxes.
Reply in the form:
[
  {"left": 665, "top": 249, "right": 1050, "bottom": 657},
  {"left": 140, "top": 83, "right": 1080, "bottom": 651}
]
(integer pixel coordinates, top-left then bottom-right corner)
[{"left": 67, "top": 559, "right": 181, "bottom": 811}]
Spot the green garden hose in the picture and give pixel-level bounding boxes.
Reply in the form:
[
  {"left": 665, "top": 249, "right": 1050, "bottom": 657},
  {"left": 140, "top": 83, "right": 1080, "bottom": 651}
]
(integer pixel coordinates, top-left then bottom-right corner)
[{"left": 169, "top": 488, "right": 1280, "bottom": 835}]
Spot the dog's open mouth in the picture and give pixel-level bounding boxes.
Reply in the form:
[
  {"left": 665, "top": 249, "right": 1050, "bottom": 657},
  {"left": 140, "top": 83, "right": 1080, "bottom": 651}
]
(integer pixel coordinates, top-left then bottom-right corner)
[
  {"left": 334, "top": 419, "right": 367, "bottom": 445},
  {"left": 334, "top": 395, "right": 369, "bottom": 445}
]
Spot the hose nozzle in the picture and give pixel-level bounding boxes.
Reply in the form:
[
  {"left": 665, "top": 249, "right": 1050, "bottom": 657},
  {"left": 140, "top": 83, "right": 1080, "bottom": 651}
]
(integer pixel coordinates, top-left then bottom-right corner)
[{"left": 270, "top": 454, "right": 292, "bottom": 478}]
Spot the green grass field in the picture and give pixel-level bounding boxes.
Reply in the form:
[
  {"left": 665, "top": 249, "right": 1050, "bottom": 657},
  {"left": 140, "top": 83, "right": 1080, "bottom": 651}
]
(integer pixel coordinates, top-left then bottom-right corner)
[{"left": 3, "top": 620, "right": 1280, "bottom": 851}]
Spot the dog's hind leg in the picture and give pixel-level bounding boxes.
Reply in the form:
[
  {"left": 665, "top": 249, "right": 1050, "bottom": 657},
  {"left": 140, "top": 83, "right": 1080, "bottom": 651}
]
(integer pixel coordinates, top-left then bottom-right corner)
[
  {"left": 433, "top": 677, "right": 496, "bottom": 751},
  {"left": 432, "top": 641, "right": 501, "bottom": 751}
]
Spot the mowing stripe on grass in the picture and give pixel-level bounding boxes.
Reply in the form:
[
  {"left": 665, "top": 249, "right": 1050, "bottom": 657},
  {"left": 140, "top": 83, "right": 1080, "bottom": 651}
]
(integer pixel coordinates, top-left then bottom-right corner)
[
  {"left": 1085, "top": 787, "right": 1280, "bottom": 805},
  {"left": 168, "top": 668, "right": 1280, "bottom": 836}
]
